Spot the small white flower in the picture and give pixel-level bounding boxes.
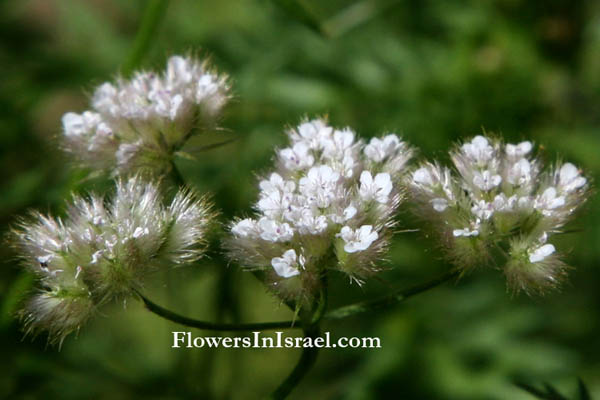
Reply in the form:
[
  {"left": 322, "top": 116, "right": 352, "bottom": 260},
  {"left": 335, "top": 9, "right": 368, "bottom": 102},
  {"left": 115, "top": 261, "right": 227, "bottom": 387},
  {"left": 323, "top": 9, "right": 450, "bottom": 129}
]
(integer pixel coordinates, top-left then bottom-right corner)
[
  {"left": 506, "top": 158, "right": 531, "bottom": 186},
  {"left": 430, "top": 198, "right": 448, "bottom": 212},
  {"left": 528, "top": 244, "right": 555, "bottom": 263},
  {"left": 558, "top": 163, "right": 586, "bottom": 193},
  {"left": 364, "top": 134, "right": 401, "bottom": 163},
  {"left": 299, "top": 165, "right": 341, "bottom": 208},
  {"left": 258, "top": 218, "right": 294, "bottom": 242},
  {"left": 492, "top": 193, "right": 515, "bottom": 212},
  {"left": 505, "top": 141, "right": 532, "bottom": 159},
  {"left": 359, "top": 171, "right": 393, "bottom": 204},
  {"left": 279, "top": 142, "right": 315, "bottom": 170},
  {"left": 293, "top": 120, "right": 333, "bottom": 150},
  {"left": 412, "top": 167, "right": 434, "bottom": 186},
  {"left": 472, "top": 170, "right": 502, "bottom": 191},
  {"left": 257, "top": 173, "right": 295, "bottom": 218},
  {"left": 271, "top": 249, "right": 302, "bottom": 278},
  {"left": 462, "top": 136, "right": 494, "bottom": 164},
  {"left": 322, "top": 128, "right": 355, "bottom": 159},
  {"left": 292, "top": 208, "right": 329, "bottom": 235},
  {"left": 338, "top": 225, "right": 379, "bottom": 253},
  {"left": 534, "top": 187, "right": 565, "bottom": 214},
  {"left": 452, "top": 227, "right": 479, "bottom": 237},
  {"left": 231, "top": 219, "right": 259, "bottom": 238},
  {"left": 471, "top": 200, "right": 495, "bottom": 220}
]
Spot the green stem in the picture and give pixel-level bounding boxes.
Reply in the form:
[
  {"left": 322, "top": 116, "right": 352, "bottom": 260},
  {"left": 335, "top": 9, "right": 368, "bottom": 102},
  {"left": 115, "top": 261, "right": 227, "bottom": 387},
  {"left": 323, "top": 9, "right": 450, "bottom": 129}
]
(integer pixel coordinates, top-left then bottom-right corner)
[
  {"left": 269, "top": 323, "right": 321, "bottom": 400},
  {"left": 170, "top": 162, "right": 186, "bottom": 187},
  {"left": 269, "top": 282, "right": 327, "bottom": 399},
  {"left": 135, "top": 290, "right": 299, "bottom": 331},
  {"left": 122, "top": 0, "right": 170, "bottom": 76},
  {"left": 136, "top": 270, "right": 457, "bottom": 331},
  {"left": 325, "top": 270, "right": 459, "bottom": 320}
]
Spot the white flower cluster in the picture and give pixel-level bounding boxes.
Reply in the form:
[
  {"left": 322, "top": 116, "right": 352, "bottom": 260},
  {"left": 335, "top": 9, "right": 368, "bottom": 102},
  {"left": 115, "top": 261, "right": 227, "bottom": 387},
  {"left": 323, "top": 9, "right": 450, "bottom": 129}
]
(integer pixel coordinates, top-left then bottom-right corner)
[
  {"left": 408, "top": 135, "right": 589, "bottom": 293},
  {"left": 227, "top": 118, "right": 413, "bottom": 301},
  {"left": 62, "top": 55, "right": 230, "bottom": 175},
  {"left": 12, "top": 176, "right": 213, "bottom": 343}
]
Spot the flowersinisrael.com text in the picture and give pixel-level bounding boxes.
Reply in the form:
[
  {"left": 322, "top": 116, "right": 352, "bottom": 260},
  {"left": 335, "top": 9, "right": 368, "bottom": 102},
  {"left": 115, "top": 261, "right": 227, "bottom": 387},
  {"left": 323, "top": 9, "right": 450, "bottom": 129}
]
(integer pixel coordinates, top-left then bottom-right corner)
[{"left": 172, "top": 331, "right": 381, "bottom": 349}]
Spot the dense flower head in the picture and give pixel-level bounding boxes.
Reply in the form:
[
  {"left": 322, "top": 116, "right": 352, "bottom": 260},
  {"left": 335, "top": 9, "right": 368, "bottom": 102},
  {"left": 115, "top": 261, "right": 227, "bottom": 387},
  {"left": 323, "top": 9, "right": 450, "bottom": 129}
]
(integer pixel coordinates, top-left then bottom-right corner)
[
  {"left": 407, "top": 135, "right": 590, "bottom": 294},
  {"left": 227, "top": 118, "right": 414, "bottom": 303},
  {"left": 62, "top": 54, "right": 230, "bottom": 176},
  {"left": 11, "top": 176, "right": 214, "bottom": 344}
]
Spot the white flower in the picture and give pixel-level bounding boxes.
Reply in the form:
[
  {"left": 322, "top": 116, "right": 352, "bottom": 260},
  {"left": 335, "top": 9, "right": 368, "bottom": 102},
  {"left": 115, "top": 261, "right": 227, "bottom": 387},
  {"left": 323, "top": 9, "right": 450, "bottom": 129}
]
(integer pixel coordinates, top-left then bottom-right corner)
[
  {"left": 412, "top": 167, "right": 434, "bottom": 186},
  {"left": 430, "top": 198, "right": 448, "bottom": 212},
  {"left": 322, "top": 128, "right": 355, "bottom": 159},
  {"left": 343, "top": 206, "right": 357, "bottom": 220},
  {"left": 528, "top": 244, "right": 555, "bottom": 263},
  {"left": 491, "top": 193, "right": 516, "bottom": 212},
  {"left": 453, "top": 227, "right": 479, "bottom": 237},
  {"left": 505, "top": 141, "right": 532, "bottom": 159},
  {"left": 258, "top": 218, "right": 294, "bottom": 242},
  {"left": 271, "top": 249, "right": 302, "bottom": 278},
  {"left": 299, "top": 165, "right": 341, "bottom": 208},
  {"left": 506, "top": 158, "right": 531, "bottom": 186},
  {"left": 472, "top": 170, "right": 502, "bottom": 191},
  {"left": 471, "top": 200, "right": 495, "bottom": 220},
  {"left": 461, "top": 136, "right": 494, "bottom": 164},
  {"left": 279, "top": 142, "right": 314, "bottom": 170},
  {"left": 558, "top": 163, "right": 586, "bottom": 193},
  {"left": 257, "top": 173, "right": 295, "bottom": 218},
  {"left": 231, "top": 219, "right": 259, "bottom": 238},
  {"left": 62, "top": 112, "right": 113, "bottom": 140},
  {"left": 364, "top": 134, "right": 401, "bottom": 162},
  {"left": 328, "top": 205, "right": 358, "bottom": 224},
  {"left": 290, "top": 207, "right": 329, "bottom": 235},
  {"left": 338, "top": 225, "right": 379, "bottom": 253},
  {"left": 292, "top": 120, "right": 333, "bottom": 150},
  {"left": 534, "top": 187, "right": 565, "bottom": 215},
  {"left": 359, "top": 171, "right": 393, "bottom": 204}
]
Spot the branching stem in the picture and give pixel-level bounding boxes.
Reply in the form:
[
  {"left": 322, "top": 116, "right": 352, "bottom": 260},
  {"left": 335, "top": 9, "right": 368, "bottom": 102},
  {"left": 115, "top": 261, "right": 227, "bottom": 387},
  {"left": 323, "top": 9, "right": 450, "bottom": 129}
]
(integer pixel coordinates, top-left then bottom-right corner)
[{"left": 135, "top": 270, "right": 458, "bottom": 331}]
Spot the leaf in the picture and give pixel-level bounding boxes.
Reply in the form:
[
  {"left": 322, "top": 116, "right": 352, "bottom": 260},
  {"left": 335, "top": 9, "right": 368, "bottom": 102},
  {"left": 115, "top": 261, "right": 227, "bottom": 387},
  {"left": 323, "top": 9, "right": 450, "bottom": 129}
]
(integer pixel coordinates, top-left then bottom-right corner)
[
  {"left": 514, "top": 381, "right": 568, "bottom": 400},
  {"left": 270, "top": 0, "right": 328, "bottom": 37},
  {"left": 0, "top": 272, "right": 35, "bottom": 327},
  {"left": 577, "top": 378, "right": 591, "bottom": 400}
]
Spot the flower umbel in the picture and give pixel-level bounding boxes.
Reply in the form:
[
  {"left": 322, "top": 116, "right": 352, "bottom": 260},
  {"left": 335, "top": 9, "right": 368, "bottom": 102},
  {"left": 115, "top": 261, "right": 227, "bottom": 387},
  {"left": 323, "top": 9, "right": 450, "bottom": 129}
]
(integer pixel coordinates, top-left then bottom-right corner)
[
  {"left": 227, "top": 118, "right": 413, "bottom": 303},
  {"left": 11, "top": 176, "right": 214, "bottom": 344},
  {"left": 407, "top": 135, "right": 590, "bottom": 294},
  {"left": 62, "top": 54, "right": 230, "bottom": 176}
]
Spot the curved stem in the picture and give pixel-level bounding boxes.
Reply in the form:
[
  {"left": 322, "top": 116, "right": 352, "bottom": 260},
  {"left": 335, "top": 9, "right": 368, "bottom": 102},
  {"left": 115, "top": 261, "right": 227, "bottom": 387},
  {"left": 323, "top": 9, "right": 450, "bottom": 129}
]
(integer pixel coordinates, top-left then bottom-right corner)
[
  {"left": 136, "top": 270, "right": 458, "bottom": 331},
  {"left": 169, "top": 162, "right": 186, "bottom": 187},
  {"left": 325, "top": 269, "right": 459, "bottom": 320},
  {"left": 269, "top": 282, "right": 327, "bottom": 399},
  {"left": 269, "top": 323, "right": 321, "bottom": 400},
  {"left": 122, "top": 0, "right": 170, "bottom": 76},
  {"left": 135, "top": 290, "right": 299, "bottom": 331}
]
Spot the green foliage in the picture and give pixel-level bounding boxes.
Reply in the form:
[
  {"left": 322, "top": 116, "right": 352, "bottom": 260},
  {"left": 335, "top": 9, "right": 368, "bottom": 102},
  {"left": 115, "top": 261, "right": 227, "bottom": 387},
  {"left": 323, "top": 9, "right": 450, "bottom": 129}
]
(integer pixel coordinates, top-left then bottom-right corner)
[{"left": 1, "top": 0, "right": 599, "bottom": 399}]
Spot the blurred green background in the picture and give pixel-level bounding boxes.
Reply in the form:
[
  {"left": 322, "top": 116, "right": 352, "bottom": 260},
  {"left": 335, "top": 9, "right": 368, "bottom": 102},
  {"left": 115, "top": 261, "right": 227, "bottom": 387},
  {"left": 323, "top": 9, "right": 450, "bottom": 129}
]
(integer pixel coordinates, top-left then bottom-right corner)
[{"left": 1, "top": 0, "right": 599, "bottom": 398}]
